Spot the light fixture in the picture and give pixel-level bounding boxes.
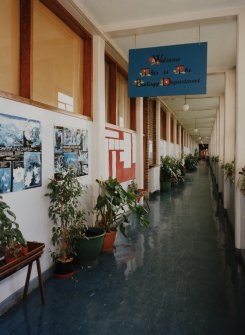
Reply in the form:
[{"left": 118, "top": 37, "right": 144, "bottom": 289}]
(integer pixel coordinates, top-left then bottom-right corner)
[
  {"left": 182, "top": 96, "right": 189, "bottom": 111},
  {"left": 194, "top": 119, "right": 198, "bottom": 132}
]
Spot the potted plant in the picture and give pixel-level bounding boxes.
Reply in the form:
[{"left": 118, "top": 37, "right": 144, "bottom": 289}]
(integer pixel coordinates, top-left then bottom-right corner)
[
  {"left": 238, "top": 166, "right": 245, "bottom": 196},
  {"left": 46, "top": 168, "right": 88, "bottom": 276},
  {"left": 69, "top": 221, "right": 105, "bottom": 266},
  {"left": 160, "top": 156, "right": 177, "bottom": 191},
  {"left": 223, "top": 161, "right": 235, "bottom": 184},
  {"left": 94, "top": 177, "right": 149, "bottom": 252},
  {"left": 0, "top": 195, "right": 27, "bottom": 263},
  {"left": 184, "top": 154, "right": 198, "bottom": 172}
]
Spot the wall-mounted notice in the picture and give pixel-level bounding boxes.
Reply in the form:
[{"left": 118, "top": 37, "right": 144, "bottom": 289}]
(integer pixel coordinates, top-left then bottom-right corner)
[
  {"left": 0, "top": 113, "right": 41, "bottom": 193},
  {"left": 54, "top": 126, "right": 88, "bottom": 178},
  {"left": 128, "top": 42, "right": 207, "bottom": 97}
]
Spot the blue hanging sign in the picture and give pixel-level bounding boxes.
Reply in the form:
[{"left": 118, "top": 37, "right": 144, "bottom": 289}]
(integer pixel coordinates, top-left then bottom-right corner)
[{"left": 128, "top": 42, "right": 207, "bottom": 97}]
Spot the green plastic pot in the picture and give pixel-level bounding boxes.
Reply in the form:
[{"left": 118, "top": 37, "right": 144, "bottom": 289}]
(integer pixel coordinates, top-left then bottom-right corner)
[
  {"left": 161, "top": 181, "right": 171, "bottom": 192},
  {"left": 74, "top": 227, "right": 105, "bottom": 266}
]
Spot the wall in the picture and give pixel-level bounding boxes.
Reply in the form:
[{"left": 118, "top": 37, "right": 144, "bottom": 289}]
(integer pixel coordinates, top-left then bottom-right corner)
[
  {"left": 105, "top": 126, "right": 136, "bottom": 183},
  {"left": 0, "top": 97, "right": 93, "bottom": 305}
]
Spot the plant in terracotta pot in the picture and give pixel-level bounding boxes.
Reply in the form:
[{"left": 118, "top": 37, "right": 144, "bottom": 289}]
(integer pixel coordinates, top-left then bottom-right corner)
[
  {"left": 94, "top": 177, "right": 149, "bottom": 252},
  {"left": 0, "top": 195, "right": 27, "bottom": 263},
  {"left": 45, "top": 168, "right": 88, "bottom": 275}
]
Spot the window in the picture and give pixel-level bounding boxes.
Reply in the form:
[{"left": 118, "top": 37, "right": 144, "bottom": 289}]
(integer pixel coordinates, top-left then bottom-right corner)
[
  {"left": 171, "top": 118, "right": 174, "bottom": 143},
  {"left": 0, "top": 0, "right": 19, "bottom": 95},
  {"left": 116, "top": 71, "right": 130, "bottom": 128},
  {"left": 105, "top": 54, "right": 133, "bottom": 129},
  {"left": 161, "top": 108, "right": 167, "bottom": 140},
  {"left": 177, "top": 123, "right": 180, "bottom": 144},
  {"left": 32, "top": 0, "right": 84, "bottom": 115},
  {"left": 0, "top": 0, "right": 92, "bottom": 117}
]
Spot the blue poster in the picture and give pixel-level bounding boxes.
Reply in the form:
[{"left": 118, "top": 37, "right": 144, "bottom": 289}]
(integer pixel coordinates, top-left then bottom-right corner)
[
  {"left": 0, "top": 113, "right": 42, "bottom": 193},
  {"left": 128, "top": 42, "right": 207, "bottom": 97}
]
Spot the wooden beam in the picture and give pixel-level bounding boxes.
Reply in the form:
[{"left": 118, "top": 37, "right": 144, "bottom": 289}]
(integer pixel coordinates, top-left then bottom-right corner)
[{"left": 19, "top": 0, "right": 31, "bottom": 99}]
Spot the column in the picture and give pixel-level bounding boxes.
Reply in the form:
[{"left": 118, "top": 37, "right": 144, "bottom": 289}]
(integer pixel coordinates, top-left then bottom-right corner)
[
  {"left": 218, "top": 96, "right": 225, "bottom": 194},
  {"left": 235, "top": 10, "right": 245, "bottom": 251},
  {"left": 136, "top": 97, "right": 144, "bottom": 189},
  {"left": 156, "top": 99, "right": 161, "bottom": 165},
  {"left": 223, "top": 70, "right": 236, "bottom": 210},
  {"left": 92, "top": 36, "right": 107, "bottom": 204},
  {"left": 166, "top": 111, "right": 171, "bottom": 155}
]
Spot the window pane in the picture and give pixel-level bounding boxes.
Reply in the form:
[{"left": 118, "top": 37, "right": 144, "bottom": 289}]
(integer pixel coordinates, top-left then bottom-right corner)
[
  {"left": 32, "top": 0, "right": 84, "bottom": 114},
  {"left": 105, "top": 61, "right": 110, "bottom": 122},
  {"left": 0, "top": 0, "right": 19, "bottom": 95},
  {"left": 116, "top": 72, "right": 130, "bottom": 128}
]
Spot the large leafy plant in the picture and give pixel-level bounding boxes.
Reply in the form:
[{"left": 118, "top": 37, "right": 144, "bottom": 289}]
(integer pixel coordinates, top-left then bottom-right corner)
[
  {"left": 45, "top": 168, "right": 87, "bottom": 262},
  {"left": 0, "top": 195, "right": 26, "bottom": 258},
  {"left": 184, "top": 154, "right": 198, "bottom": 172},
  {"left": 160, "top": 156, "right": 178, "bottom": 183},
  {"left": 94, "top": 177, "right": 149, "bottom": 235}
]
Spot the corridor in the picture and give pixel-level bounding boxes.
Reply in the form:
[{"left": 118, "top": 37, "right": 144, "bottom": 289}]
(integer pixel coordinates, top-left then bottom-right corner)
[{"left": 1, "top": 161, "right": 245, "bottom": 335}]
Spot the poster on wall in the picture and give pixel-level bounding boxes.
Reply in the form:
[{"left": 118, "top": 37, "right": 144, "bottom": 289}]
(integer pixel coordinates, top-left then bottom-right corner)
[
  {"left": 54, "top": 126, "right": 88, "bottom": 178},
  {"left": 128, "top": 42, "right": 207, "bottom": 97},
  {"left": 0, "top": 113, "right": 41, "bottom": 193}
]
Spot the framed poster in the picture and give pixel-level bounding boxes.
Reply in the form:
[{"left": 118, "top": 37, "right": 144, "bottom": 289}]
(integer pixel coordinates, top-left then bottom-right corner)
[
  {"left": 54, "top": 126, "right": 88, "bottom": 178},
  {"left": 0, "top": 113, "right": 42, "bottom": 193}
]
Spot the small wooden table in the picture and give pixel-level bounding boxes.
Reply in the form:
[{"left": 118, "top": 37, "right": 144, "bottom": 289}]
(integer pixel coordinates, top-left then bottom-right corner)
[{"left": 0, "top": 241, "right": 45, "bottom": 304}]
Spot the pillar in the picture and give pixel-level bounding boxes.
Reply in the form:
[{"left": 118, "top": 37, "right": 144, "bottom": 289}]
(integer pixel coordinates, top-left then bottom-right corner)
[
  {"left": 223, "top": 70, "right": 236, "bottom": 210},
  {"left": 156, "top": 99, "right": 161, "bottom": 165},
  {"left": 136, "top": 97, "right": 144, "bottom": 189},
  {"left": 235, "top": 10, "right": 245, "bottom": 251},
  {"left": 92, "top": 36, "right": 107, "bottom": 204}
]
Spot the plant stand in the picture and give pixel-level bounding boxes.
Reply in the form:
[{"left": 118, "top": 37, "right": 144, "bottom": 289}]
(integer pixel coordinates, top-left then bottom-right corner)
[{"left": 0, "top": 241, "right": 45, "bottom": 304}]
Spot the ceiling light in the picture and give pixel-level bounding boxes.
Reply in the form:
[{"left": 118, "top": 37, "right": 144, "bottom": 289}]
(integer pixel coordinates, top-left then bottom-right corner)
[
  {"left": 182, "top": 96, "right": 189, "bottom": 111},
  {"left": 194, "top": 119, "right": 198, "bottom": 132}
]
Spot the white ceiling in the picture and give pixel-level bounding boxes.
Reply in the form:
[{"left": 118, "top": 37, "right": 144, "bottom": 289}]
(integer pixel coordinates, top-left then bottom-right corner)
[{"left": 66, "top": 0, "right": 245, "bottom": 144}]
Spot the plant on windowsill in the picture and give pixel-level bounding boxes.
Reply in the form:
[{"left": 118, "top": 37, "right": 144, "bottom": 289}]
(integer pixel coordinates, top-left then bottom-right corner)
[
  {"left": 94, "top": 177, "right": 149, "bottom": 251},
  {"left": 0, "top": 195, "right": 27, "bottom": 263},
  {"left": 238, "top": 166, "right": 245, "bottom": 196}
]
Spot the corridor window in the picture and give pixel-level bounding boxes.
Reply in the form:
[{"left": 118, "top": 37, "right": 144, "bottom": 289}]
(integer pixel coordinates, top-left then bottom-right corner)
[
  {"left": 105, "top": 55, "right": 132, "bottom": 129},
  {"left": 32, "top": 0, "right": 85, "bottom": 115},
  {"left": 160, "top": 108, "right": 167, "bottom": 140},
  {"left": 0, "top": 0, "right": 19, "bottom": 95},
  {"left": 116, "top": 71, "right": 130, "bottom": 128}
]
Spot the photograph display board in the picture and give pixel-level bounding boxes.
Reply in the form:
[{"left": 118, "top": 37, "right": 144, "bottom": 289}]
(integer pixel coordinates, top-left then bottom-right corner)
[
  {"left": 54, "top": 126, "right": 88, "bottom": 178},
  {"left": 0, "top": 113, "right": 41, "bottom": 193}
]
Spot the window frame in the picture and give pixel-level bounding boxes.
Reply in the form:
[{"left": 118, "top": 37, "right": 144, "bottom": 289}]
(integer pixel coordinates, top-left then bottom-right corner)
[
  {"left": 0, "top": 0, "right": 93, "bottom": 119},
  {"left": 105, "top": 53, "right": 135, "bottom": 130}
]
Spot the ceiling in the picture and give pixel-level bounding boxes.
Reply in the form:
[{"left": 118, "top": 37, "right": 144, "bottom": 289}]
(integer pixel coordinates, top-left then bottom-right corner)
[{"left": 63, "top": 0, "right": 245, "bottom": 144}]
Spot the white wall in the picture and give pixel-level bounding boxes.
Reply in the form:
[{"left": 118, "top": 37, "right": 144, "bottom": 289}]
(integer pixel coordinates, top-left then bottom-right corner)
[{"left": 0, "top": 97, "right": 93, "bottom": 304}]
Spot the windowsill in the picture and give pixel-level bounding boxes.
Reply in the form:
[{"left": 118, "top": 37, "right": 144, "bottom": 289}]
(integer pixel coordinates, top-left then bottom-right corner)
[{"left": 0, "top": 90, "right": 92, "bottom": 121}]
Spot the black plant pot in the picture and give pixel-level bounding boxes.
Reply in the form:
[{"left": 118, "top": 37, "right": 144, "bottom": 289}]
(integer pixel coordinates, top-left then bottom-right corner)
[{"left": 55, "top": 256, "right": 74, "bottom": 278}]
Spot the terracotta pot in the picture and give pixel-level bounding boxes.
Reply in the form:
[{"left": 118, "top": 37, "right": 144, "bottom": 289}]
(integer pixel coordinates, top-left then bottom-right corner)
[{"left": 102, "top": 230, "right": 117, "bottom": 252}]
